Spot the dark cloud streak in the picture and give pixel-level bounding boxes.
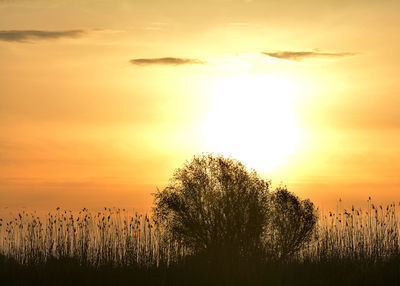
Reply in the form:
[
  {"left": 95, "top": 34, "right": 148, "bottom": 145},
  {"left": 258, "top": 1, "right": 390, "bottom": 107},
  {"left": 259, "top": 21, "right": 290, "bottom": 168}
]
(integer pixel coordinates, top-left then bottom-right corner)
[
  {"left": 262, "top": 50, "right": 357, "bottom": 61},
  {"left": 0, "top": 29, "right": 87, "bottom": 42},
  {"left": 130, "top": 57, "right": 207, "bottom": 66}
]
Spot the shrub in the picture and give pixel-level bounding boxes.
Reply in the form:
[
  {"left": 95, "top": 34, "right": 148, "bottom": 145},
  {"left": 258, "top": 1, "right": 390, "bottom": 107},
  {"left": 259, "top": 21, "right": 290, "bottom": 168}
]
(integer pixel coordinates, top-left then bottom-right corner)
[
  {"left": 266, "top": 187, "right": 317, "bottom": 260},
  {"left": 153, "top": 154, "right": 270, "bottom": 260}
]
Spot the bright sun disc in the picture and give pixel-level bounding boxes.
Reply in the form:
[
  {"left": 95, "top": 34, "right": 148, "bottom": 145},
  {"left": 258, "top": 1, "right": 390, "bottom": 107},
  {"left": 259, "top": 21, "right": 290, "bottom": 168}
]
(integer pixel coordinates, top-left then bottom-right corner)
[{"left": 202, "top": 74, "right": 301, "bottom": 173}]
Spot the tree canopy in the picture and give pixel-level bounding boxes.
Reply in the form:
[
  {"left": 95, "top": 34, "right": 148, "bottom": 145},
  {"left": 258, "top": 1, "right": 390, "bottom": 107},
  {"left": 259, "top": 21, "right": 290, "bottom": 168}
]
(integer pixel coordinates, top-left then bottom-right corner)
[
  {"left": 153, "top": 154, "right": 317, "bottom": 261},
  {"left": 267, "top": 187, "right": 318, "bottom": 259}
]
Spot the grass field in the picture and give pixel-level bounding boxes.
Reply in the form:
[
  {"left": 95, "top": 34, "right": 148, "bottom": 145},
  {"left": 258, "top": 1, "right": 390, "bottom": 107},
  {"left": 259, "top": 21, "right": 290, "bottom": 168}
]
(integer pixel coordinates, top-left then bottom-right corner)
[{"left": 1, "top": 199, "right": 400, "bottom": 285}]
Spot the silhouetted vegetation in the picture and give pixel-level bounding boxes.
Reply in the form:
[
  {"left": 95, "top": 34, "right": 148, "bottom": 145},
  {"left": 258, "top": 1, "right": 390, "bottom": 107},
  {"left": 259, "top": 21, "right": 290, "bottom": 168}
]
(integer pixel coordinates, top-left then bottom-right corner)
[
  {"left": 153, "top": 155, "right": 270, "bottom": 262},
  {"left": 1, "top": 155, "right": 400, "bottom": 285},
  {"left": 153, "top": 154, "right": 317, "bottom": 264},
  {"left": 267, "top": 187, "right": 317, "bottom": 260}
]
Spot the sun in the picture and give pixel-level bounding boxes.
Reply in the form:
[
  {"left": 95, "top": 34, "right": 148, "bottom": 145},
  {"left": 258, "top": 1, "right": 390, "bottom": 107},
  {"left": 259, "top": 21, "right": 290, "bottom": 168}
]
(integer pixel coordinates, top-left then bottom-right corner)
[{"left": 202, "top": 73, "right": 301, "bottom": 173}]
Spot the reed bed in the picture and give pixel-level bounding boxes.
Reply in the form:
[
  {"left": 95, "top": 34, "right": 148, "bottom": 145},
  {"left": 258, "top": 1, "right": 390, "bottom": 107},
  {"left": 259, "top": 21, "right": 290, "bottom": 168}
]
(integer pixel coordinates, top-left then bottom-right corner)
[
  {"left": 0, "top": 208, "right": 184, "bottom": 266},
  {"left": 1, "top": 199, "right": 400, "bottom": 266},
  {"left": 301, "top": 198, "right": 400, "bottom": 262}
]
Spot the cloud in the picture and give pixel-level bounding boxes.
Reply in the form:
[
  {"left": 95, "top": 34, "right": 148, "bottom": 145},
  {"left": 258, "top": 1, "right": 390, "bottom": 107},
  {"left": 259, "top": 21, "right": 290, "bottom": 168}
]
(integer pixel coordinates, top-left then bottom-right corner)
[
  {"left": 262, "top": 50, "right": 357, "bottom": 61},
  {"left": 130, "top": 57, "right": 207, "bottom": 66},
  {"left": 0, "top": 29, "right": 87, "bottom": 42}
]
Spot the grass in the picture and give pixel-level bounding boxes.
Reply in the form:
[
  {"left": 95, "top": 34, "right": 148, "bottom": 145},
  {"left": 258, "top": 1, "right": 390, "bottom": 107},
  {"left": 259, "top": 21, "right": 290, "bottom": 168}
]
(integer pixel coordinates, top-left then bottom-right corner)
[
  {"left": 1, "top": 199, "right": 400, "bottom": 285},
  {"left": 0, "top": 208, "right": 182, "bottom": 266},
  {"left": 308, "top": 199, "right": 400, "bottom": 262}
]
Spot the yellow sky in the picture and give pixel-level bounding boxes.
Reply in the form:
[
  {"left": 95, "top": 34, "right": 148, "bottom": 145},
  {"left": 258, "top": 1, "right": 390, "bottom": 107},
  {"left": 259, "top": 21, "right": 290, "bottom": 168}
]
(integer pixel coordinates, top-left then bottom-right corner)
[{"left": 1, "top": 0, "right": 400, "bottom": 211}]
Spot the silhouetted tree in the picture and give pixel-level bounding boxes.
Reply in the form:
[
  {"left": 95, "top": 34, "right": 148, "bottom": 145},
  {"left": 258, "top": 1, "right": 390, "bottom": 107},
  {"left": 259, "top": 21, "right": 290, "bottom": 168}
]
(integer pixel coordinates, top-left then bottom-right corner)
[
  {"left": 153, "top": 154, "right": 270, "bottom": 261},
  {"left": 266, "top": 187, "right": 317, "bottom": 260},
  {"left": 153, "top": 154, "right": 317, "bottom": 262}
]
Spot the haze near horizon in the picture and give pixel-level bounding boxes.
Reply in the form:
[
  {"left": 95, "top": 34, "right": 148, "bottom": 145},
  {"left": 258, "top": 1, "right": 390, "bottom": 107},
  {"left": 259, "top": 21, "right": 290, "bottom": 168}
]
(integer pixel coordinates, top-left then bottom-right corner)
[{"left": 1, "top": 0, "right": 400, "bottom": 211}]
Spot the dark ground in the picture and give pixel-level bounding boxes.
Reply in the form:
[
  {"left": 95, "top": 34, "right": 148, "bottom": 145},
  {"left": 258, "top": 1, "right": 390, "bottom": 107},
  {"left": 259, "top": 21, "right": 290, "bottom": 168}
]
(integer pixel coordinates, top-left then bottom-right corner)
[{"left": 1, "top": 254, "right": 399, "bottom": 286}]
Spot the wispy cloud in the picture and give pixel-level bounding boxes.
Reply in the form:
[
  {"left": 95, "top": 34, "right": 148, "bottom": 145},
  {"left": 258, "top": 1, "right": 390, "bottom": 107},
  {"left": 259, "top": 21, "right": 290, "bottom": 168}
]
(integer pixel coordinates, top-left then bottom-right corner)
[
  {"left": 0, "top": 29, "right": 88, "bottom": 43},
  {"left": 262, "top": 50, "right": 357, "bottom": 61},
  {"left": 129, "top": 57, "right": 207, "bottom": 66}
]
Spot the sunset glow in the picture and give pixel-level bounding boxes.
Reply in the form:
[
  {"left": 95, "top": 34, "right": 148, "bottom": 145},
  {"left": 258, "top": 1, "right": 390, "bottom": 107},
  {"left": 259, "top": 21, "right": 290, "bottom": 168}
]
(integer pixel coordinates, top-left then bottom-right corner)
[
  {"left": 1, "top": 0, "right": 400, "bottom": 211},
  {"left": 203, "top": 74, "right": 301, "bottom": 172}
]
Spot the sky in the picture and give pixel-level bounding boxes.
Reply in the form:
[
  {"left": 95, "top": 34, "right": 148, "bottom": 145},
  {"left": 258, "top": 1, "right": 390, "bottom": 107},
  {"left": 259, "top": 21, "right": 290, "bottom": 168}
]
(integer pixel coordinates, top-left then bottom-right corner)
[{"left": 1, "top": 0, "right": 400, "bottom": 211}]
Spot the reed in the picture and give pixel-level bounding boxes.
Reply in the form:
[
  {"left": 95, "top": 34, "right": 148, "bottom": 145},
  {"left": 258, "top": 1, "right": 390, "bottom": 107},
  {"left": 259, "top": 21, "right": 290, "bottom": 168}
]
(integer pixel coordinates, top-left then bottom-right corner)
[
  {"left": 0, "top": 208, "right": 183, "bottom": 266},
  {"left": 1, "top": 199, "right": 400, "bottom": 266},
  {"left": 300, "top": 198, "right": 400, "bottom": 262}
]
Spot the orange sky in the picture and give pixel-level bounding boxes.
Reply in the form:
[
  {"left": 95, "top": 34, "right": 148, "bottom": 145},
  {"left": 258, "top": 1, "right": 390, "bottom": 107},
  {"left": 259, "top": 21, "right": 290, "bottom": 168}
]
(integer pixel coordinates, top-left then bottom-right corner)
[{"left": 1, "top": 0, "right": 400, "bottom": 211}]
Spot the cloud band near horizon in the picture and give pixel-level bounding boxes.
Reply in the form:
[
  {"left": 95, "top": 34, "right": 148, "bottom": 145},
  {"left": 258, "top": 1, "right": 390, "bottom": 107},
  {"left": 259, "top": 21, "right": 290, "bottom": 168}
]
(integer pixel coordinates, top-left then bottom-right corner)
[
  {"left": 130, "top": 57, "right": 207, "bottom": 66},
  {"left": 262, "top": 50, "right": 357, "bottom": 61},
  {"left": 0, "top": 29, "right": 87, "bottom": 42}
]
